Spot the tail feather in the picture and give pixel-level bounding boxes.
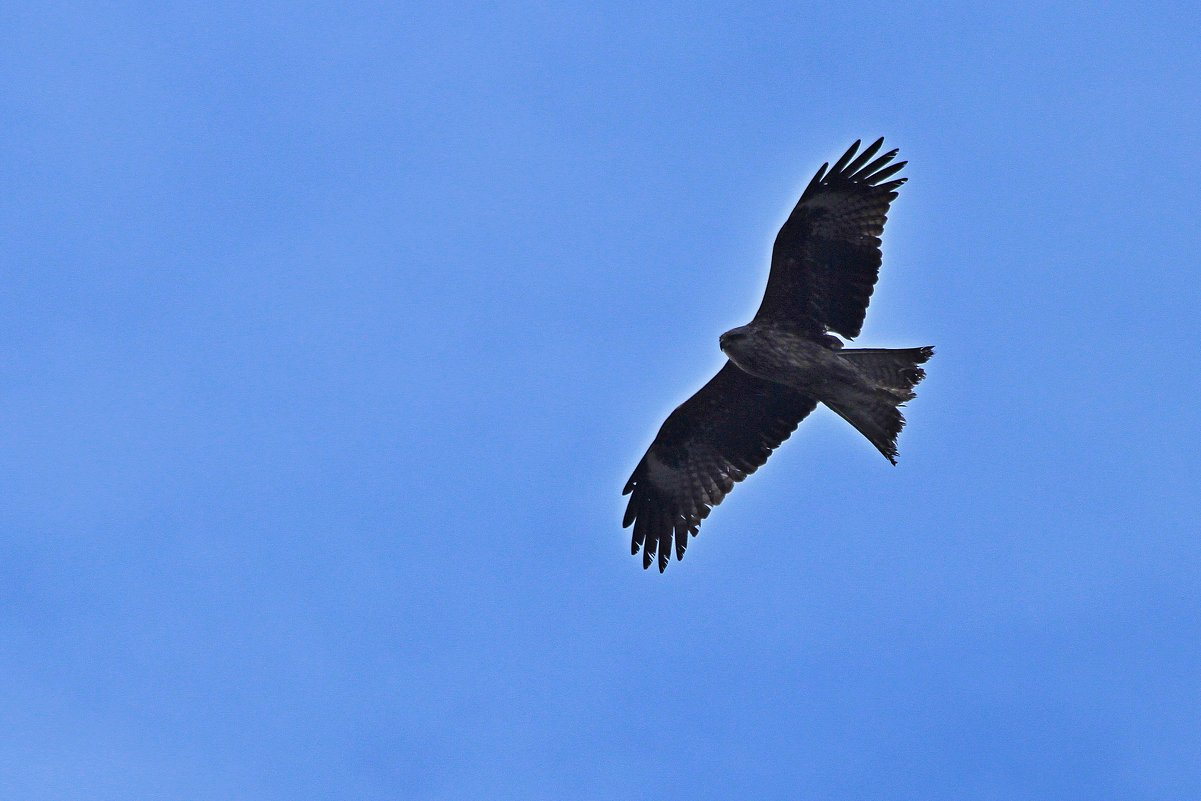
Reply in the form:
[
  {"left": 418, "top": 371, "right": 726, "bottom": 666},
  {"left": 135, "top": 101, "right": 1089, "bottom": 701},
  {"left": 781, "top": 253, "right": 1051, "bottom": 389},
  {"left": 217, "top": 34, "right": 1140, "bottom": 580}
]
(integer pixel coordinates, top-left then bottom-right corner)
[
  {"left": 825, "top": 400, "right": 908, "bottom": 464},
  {"left": 828, "top": 346, "right": 933, "bottom": 464},
  {"left": 840, "top": 346, "right": 933, "bottom": 401}
]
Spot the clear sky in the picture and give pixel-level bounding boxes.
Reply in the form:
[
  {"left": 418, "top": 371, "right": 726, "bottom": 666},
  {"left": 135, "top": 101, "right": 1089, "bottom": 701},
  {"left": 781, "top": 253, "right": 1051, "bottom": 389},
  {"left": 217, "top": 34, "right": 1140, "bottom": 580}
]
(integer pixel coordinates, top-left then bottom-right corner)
[{"left": 3, "top": 2, "right": 1200, "bottom": 799}]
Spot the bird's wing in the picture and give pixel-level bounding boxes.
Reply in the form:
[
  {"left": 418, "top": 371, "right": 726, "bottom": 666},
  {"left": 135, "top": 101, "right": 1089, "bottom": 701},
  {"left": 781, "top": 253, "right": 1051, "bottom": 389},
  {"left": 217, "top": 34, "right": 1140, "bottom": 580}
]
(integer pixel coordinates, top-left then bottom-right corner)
[
  {"left": 622, "top": 362, "right": 817, "bottom": 572},
  {"left": 754, "top": 138, "right": 907, "bottom": 339}
]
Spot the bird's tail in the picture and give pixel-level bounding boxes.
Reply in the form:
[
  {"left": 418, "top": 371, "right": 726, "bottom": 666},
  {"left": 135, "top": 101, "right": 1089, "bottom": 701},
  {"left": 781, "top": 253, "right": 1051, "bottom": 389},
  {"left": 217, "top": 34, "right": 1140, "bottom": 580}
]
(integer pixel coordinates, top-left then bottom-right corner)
[{"left": 825, "top": 346, "right": 933, "bottom": 464}]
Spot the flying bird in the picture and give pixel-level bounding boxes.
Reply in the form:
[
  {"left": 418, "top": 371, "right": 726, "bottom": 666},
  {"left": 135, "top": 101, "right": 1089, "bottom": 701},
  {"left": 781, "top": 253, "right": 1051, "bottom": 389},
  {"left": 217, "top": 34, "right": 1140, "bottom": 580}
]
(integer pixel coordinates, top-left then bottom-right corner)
[{"left": 622, "top": 138, "right": 933, "bottom": 572}]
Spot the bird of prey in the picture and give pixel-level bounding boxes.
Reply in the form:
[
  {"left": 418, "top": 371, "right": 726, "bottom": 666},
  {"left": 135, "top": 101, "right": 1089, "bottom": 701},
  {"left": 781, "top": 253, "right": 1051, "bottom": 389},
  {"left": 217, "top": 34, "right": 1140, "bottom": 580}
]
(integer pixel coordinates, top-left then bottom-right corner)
[{"left": 622, "top": 138, "right": 933, "bottom": 572}]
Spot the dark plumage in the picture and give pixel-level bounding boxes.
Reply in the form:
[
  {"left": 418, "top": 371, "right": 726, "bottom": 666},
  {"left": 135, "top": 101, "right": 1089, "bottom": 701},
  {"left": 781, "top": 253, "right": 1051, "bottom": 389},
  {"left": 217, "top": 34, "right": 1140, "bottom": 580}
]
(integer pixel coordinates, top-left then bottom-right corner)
[{"left": 623, "top": 138, "right": 933, "bottom": 572}]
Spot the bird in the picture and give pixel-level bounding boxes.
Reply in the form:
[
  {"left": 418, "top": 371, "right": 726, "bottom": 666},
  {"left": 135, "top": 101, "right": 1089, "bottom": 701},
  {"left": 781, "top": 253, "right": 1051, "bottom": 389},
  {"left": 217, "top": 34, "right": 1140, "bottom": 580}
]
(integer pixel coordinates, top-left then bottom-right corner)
[{"left": 622, "top": 138, "right": 933, "bottom": 572}]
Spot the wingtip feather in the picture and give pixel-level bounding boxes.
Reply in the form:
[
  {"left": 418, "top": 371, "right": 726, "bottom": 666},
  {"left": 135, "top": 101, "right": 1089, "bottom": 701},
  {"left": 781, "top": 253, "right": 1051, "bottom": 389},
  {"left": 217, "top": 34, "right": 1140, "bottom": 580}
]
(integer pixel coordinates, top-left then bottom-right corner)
[
  {"left": 843, "top": 138, "right": 885, "bottom": 176},
  {"left": 851, "top": 149, "right": 901, "bottom": 182},
  {"left": 868, "top": 161, "right": 905, "bottom": 185},
  {"left": 622, "top": 497, "right": 638, "bottom": 528},
  {"left": 800, "top": 163, "right": 829, "bottom": 199},
  {"left": 829, "top": 140, "right": 861, "bottom": 174}
]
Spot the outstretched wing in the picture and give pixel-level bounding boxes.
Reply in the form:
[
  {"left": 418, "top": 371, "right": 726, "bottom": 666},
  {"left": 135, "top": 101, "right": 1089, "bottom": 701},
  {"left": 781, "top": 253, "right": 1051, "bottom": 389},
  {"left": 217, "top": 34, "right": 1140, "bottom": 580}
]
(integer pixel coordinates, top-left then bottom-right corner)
[
  {"left": 755, "top": 138, "right": 907, "bottom": 339},
  {"left": 622, "top": 362, "right": 817, "bottom": 572}
]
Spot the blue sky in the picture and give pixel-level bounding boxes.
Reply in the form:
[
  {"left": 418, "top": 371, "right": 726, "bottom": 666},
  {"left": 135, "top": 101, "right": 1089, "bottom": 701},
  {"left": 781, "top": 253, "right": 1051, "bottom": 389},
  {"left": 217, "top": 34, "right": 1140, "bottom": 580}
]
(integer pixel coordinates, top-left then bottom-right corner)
[{"left": 3, "top": 2, "right": 1200, "bottom": 799}]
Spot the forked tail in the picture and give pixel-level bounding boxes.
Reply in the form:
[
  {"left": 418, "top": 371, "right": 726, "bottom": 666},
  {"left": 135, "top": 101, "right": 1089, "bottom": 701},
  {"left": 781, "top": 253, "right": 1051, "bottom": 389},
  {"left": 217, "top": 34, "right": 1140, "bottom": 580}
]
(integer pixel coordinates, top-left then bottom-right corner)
[{"left": 826, "top": 346, "right": 934, "bottom": 464}]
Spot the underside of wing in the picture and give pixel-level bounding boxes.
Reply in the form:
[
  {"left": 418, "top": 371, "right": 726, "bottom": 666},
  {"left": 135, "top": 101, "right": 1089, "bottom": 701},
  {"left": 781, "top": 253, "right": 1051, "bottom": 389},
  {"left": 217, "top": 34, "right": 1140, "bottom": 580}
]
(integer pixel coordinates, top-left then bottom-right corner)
[
  {"left": 622, "top": 362, "right": 817, "bottom": 572},
  {"left": 755, "top": 138, "right": 907, "bottom": 339}
]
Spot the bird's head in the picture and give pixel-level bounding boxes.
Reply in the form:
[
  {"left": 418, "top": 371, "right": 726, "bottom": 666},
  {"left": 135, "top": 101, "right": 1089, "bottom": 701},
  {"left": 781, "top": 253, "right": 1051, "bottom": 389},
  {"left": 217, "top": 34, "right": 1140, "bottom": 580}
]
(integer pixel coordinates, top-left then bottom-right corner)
[{"left": 719, "top": 325, "right": 752, "bottom": 355}]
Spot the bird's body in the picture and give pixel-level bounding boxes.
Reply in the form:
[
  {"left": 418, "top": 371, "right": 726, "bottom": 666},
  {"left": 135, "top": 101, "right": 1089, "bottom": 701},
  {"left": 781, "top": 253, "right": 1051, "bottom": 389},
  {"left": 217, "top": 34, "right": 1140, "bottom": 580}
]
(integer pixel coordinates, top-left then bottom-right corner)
[
  {"left": 720, "top": 324, "right": 852, "bottom": 397},
  {"left": 623, "top": 138, "right": 933, "bottom": 571},
  {"left": 720, "top": 322, "right": 933, "bottom": 464}
]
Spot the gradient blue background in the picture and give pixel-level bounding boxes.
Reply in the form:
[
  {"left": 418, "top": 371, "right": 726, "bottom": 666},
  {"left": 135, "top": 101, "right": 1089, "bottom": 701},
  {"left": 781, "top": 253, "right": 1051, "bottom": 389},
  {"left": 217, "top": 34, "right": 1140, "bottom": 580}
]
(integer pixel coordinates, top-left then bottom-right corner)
[{"left": 3, "top": 2, "right": 1199, "bottom": 799}]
